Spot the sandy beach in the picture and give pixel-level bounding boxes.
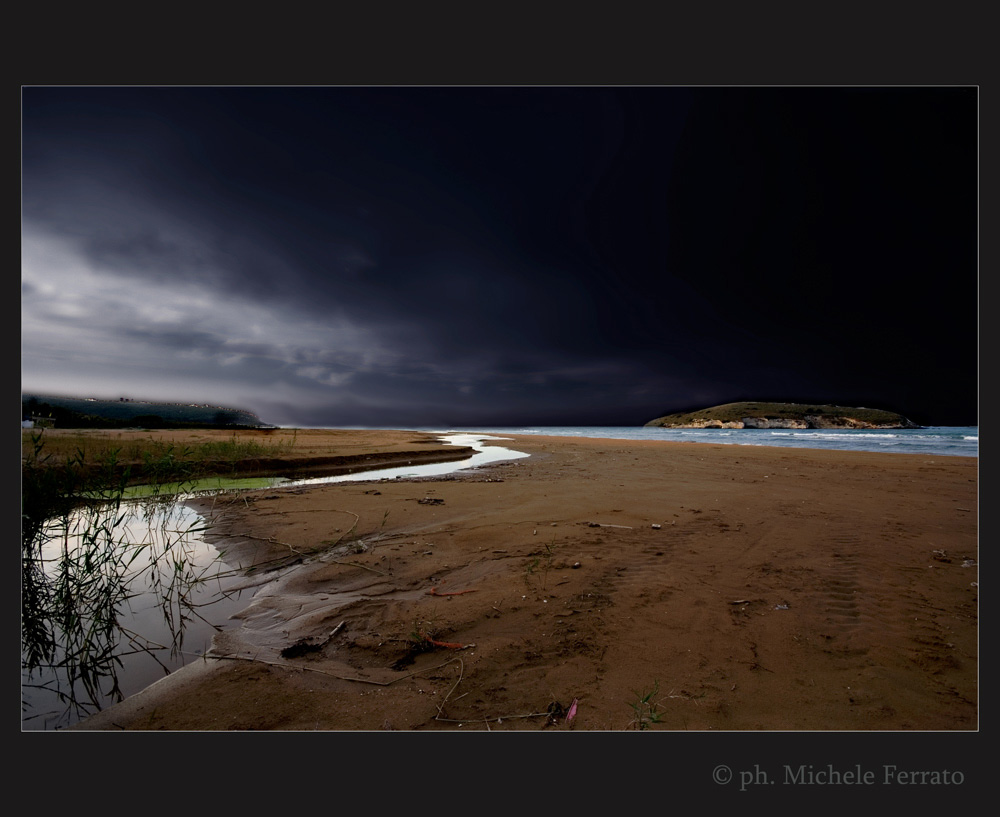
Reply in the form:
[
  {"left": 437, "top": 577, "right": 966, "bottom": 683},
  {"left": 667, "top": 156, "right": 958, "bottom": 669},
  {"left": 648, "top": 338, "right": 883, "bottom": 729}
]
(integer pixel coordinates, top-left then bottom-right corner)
[{"left": 73, "top": 430, "right": 978, "bottom": 731}]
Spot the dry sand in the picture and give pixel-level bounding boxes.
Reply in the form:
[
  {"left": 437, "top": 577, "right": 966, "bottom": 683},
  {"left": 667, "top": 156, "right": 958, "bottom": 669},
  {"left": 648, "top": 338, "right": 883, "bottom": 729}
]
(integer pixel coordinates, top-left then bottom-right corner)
[{"left": 73, "top": 430, "right": 978, "bottom": 731}]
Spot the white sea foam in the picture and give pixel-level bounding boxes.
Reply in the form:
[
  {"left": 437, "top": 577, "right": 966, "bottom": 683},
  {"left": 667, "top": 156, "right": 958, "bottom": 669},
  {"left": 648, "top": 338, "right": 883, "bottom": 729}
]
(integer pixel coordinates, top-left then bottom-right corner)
[{"left": 413, "top": 426, "right": 978, "bottom": 457}]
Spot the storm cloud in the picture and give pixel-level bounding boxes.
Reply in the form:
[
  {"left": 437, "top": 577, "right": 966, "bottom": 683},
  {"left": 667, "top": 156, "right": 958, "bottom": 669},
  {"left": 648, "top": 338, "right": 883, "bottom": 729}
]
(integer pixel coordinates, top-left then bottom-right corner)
[{"left": 21, "top": 86, "right": 978, "bottom": 427}]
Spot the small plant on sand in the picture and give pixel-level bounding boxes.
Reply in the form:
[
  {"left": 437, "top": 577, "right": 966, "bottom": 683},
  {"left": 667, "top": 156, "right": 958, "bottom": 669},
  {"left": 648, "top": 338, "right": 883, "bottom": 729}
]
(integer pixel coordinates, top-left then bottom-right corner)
[
  {"left": 628, "top": 680, "right": 665, "bottom": 730},
  {"left": 408, "top": 620, "right": 440, "bottom": 654},
  {"left": 524, "top": 538, "right": 557, "bottom": 589}
]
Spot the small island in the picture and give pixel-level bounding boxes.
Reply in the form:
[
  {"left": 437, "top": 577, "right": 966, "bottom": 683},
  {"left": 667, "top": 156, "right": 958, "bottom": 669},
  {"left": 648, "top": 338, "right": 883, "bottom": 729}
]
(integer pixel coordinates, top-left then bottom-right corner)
[{"left": 644, "top": 401, "right": 921, "bottom": 430}]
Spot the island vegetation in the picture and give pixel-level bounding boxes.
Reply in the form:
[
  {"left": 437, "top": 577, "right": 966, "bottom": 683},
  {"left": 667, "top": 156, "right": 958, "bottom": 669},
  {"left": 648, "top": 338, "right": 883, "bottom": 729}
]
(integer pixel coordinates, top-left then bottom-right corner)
[{"left": 645, "top": 401, "right": 920, "bottom": 429}]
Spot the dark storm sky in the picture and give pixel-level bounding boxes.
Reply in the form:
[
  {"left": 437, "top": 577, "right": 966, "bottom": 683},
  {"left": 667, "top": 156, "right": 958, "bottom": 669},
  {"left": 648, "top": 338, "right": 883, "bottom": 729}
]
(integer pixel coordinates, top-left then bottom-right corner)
[{"left": 21, "top": 86, "right": 978, "bottom": 428}]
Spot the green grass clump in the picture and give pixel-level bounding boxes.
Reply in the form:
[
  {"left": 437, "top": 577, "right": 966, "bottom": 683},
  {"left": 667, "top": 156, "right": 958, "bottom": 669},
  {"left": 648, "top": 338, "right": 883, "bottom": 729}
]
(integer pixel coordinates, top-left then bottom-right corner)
[
  {"left": 21, "top": 431, "right": 298, "bottom": 486},
  {"left": 628, "top": 680, "right": 665, "bottom": 730}
]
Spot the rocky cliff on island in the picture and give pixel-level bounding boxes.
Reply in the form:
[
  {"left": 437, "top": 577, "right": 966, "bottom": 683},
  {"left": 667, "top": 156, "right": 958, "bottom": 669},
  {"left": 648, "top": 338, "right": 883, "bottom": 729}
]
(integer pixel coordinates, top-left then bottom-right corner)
[{"left": 645, "top": 402, "right": 921, "bottom": 430}]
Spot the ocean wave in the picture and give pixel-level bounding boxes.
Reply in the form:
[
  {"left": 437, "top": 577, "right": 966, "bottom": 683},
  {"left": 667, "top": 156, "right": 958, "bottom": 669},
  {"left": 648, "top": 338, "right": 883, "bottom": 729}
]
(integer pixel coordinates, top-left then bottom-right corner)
[{"left": 416, "top": 425, "right": 977, "bottom": 457}]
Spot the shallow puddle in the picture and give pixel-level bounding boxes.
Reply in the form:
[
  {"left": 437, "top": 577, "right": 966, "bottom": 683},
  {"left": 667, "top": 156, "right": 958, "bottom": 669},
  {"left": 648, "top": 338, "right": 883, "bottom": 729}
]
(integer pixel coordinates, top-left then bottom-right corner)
[{"left": 20, "top": 502, "right": 256, "bottom": 731}]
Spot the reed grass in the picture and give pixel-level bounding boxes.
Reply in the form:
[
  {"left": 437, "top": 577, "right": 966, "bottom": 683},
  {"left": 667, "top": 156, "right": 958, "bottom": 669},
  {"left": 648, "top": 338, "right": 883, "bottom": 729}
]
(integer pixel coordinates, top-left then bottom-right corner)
[
  {"left": 21, "top": 429, "right": 298, "bottom": 482},
  {"left": 20, "top": 431, "right": 238, "bottom": 727}
]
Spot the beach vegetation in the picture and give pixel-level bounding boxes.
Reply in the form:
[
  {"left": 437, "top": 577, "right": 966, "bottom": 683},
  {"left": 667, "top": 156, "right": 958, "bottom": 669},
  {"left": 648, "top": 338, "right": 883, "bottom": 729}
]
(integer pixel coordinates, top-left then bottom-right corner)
[
  {"left": 524, "top": 538, "right": 558, "bottom": 589},
  {"left": 21, "top": 428, "right": 299, "bottom": 487},
  {"left": 628, "top": 680, "right": 665, "bottom": 730},
  {"left": 20, "top": 432, "right": 230, "bottom": 727}
]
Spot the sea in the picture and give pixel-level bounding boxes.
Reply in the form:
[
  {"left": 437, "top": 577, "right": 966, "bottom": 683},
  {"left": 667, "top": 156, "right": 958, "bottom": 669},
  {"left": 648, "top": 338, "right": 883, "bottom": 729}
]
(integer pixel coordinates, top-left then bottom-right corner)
[{"left": 412, "top": 426, "right": 978, "bottom": 459}]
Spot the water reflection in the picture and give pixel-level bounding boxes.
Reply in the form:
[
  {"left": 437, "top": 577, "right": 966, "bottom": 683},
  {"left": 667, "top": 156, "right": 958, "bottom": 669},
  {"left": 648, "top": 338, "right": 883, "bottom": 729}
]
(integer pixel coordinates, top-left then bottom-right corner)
[
  {"left": 21, "top": 501, "right": 252, "bottom": 731},
  {"left": 281, "top": 433, "right": 529, "bottom": 487},
  {"left": 21, "top": 434, "right": 529, "bottom": 730}
]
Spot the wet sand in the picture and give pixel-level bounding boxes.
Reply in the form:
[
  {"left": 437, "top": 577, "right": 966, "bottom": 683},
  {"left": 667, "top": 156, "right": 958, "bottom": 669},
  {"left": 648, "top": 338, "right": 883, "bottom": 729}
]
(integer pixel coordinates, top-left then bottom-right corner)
[{"left": 73, "top": 430, "right": 978, "bottom": 731}]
